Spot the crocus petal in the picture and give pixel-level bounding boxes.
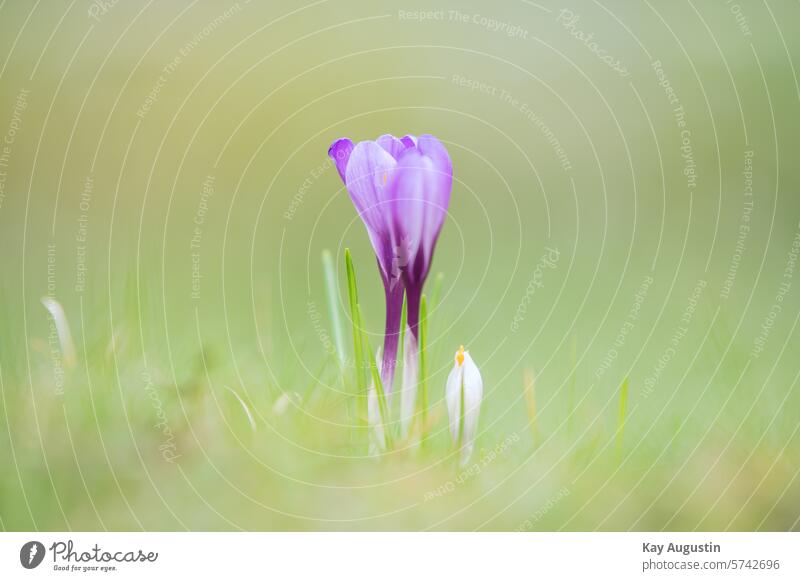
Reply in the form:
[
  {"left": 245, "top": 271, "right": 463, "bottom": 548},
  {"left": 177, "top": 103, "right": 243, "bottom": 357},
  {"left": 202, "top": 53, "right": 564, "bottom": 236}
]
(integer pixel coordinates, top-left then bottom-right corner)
[
  {"left": 445, "top": 347, "right": 483, "bottom": 466},
  {"left": 376, "top": 134, "right": 412, "bottom": 161},
  {"left": 328, "top": 138, "right": 354, "bottom": 182},
  {"left": 400, "top": 134, "right": 417, "bottom": 148},
  {"left": 411, "top": 134, "right": 453, "bottom": 281},
  {"left": 388, "top": 140, "right": 452, "bottom": 288},
  {"left": 387, "top": 144, "right": 451, "bottom": 339},
  {"left": 399, "top": 328, "right": 418, "bottom": 438},
  {"left": 387, "top": 150, "right": 434, "bottom": 271},
  {"left": 344, "top": 141, "right": 399, "bottom": 282},
  {"left": 380, "top": 284, "right": 404, "bottom": 393},
  {"left": 405, "top": 285, "right": 423, "bottom": 341},
  {"left": 416, "top": 134, "right": 452, "bottom": 175}
]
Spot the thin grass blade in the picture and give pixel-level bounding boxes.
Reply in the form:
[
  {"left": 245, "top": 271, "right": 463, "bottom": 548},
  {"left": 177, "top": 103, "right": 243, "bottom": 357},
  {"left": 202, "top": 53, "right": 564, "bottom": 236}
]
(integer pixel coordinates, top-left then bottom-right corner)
[
  {"left": 568, "top": 334, "right": 577, "bottom": 434},
  {"left": 616, "top": 377, "right": 629, "bottom": 455},
  {"left": 524, "top": 368, "right": 540, "bottom": 446},
  {"left": 322, "top": 249, "right": 346, "bottom": 368},
  {"left": 344, "top": 249, "right": 367, "bottom": 432}
]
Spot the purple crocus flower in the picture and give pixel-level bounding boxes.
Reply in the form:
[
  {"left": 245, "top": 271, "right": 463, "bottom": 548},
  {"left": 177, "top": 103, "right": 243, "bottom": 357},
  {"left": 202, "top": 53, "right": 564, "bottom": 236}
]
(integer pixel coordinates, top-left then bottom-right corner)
[{"left": 329, "top": 134, "right": 452, "bottom": 392}]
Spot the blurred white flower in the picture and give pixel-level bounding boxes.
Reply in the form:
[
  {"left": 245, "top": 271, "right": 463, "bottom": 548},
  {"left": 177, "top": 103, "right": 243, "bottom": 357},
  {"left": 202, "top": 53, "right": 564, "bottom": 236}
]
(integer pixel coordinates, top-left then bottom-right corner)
[
  {"left": 446, "top": 346, "right": 483, "bottom": 466},
  {"left": 40, "top": 297, "right": 76, "bottom": 368}
]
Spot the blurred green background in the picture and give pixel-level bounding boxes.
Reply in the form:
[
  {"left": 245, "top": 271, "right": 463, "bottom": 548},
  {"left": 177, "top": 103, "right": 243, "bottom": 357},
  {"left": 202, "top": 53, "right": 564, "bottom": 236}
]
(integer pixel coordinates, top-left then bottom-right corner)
[{"left": 1, "top": 0, "right": 799, "bottom": 530}]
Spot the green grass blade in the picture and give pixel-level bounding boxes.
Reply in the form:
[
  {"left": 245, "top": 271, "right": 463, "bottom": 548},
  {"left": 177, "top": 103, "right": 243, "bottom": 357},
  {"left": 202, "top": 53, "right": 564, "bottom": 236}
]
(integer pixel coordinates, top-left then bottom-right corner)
[
  {"left": 616, "top": 377, "right": 629, "bottom": 455},
  {"left": 344, "top": 249, "right": 367, "bottom": 431},
  {"left": 568, "top": 334, "right": 577, "bottom": 435},
  {"left": 322, "top": 249, "right": 346, "bottom": 367},
  {"left": 524, "top": 368, "right": 540, "bottom": 446}
]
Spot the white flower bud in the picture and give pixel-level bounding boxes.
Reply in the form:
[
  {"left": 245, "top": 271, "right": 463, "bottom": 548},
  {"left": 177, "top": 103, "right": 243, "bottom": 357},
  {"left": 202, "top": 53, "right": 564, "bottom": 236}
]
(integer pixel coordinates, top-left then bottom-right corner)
[{"left": 445, "top": 346, "right": 483, "bottom": 466}]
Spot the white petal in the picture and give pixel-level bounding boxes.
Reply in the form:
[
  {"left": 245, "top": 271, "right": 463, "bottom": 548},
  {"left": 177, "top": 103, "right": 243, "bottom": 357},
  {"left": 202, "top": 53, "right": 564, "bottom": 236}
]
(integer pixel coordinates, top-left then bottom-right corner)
[
  {"left": 445, "top": 361, "right": 464, "bottom": 443},
  {"left": 445, "top": 349, "right": 483, "bottom": 466},
  {"left": 399, "top": 329, "right": 418, "bottom": 438},
  {"left": 460, "top": 353, "right": 483, "bottom": 465}
]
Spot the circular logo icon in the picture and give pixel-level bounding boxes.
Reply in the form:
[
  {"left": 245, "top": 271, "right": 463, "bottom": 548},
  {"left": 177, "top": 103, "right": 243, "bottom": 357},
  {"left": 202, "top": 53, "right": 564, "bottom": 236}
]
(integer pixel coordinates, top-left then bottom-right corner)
[{"left": 20, "top": 541, "right": 45, "bottom": 569}]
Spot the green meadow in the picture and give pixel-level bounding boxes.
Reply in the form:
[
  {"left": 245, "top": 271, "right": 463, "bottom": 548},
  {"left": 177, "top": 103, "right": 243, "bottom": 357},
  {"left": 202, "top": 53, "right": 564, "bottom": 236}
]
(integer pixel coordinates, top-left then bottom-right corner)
[{"left": 0, "top": 0, "right": 798, "bottom": 530}]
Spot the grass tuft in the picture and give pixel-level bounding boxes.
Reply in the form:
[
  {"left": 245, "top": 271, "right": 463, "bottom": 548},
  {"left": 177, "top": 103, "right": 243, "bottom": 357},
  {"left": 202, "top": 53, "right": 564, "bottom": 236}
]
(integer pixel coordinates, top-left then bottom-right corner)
[
  {"left": 524, "top": 368, "right": 540, "bottom": 446},
  {"left": 321, "top": 250, "right": 346, "bottom": 368},
  {"left": 616, "top": 377, "right": 629, "bottom": 456},
  {"left": 358, "top": 306, "right": 393, "bottom": 451},
  {"left": 567, "top": 334, "right": 577, "bottom": 435},
  {"left": 344, "top": 249, "right": 367, "bottom": 434}
]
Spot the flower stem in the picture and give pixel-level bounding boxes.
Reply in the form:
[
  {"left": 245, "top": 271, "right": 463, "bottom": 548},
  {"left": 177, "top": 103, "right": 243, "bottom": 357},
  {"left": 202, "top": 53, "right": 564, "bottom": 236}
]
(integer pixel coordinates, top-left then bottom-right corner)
[
  {"left": 380, "top": 283, "right": 404, "bottom": 394},
  {"left": 405, "top": 284, "right": 422, "bottom": 340}
]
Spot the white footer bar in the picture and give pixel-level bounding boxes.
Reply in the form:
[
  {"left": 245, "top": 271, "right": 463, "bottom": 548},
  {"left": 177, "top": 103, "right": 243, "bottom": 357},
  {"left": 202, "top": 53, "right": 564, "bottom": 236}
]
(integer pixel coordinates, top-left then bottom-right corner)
[{"left": 1, "top": 532, "right": 797, "bottom": 580}]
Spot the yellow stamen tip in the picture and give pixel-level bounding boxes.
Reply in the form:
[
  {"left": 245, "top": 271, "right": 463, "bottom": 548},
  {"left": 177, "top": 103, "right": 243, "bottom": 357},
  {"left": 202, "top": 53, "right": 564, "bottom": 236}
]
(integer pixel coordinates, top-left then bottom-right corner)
[
  {"left": 382, "top": 172, "right": 388, "bottom": 185},
  {"left": 456, "top": 345, "right": 465, "bottom": 366}
]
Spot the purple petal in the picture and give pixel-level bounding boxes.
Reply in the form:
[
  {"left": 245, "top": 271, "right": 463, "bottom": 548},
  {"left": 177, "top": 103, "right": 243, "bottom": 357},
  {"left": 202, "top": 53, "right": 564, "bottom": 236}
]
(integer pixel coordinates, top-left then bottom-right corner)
[
  {"left": 387, "top": 150, "right": 430, "bottom": 269},
  {"left": 416, "top": 134, "right": 452, "bottom": 183},
  {"left": 376, "top": 133, "right": 417, "bottom": 161},
  {"left": 328, "top": 138, "right": 354, "bottom": 182},
  {"left": 376, "top": 134, "right": 406, "bottom": 160},
  {"left": 380, "top": 284, "right": 404, "bottom": 393},
  {"left": 344, "top": 141, "right": 399, "bottom": 282},
  {"left": 406, "top": 283, "right": 423, "bottom": 340},
  {"left": 386, "top": 139, "right": 452, "bottom": 286},
  {"left": 414, "top": 134, "right": 453, "bottom": 276},
  {"left": 401, "top": 134, "right": 417, "bottom": 148}
]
